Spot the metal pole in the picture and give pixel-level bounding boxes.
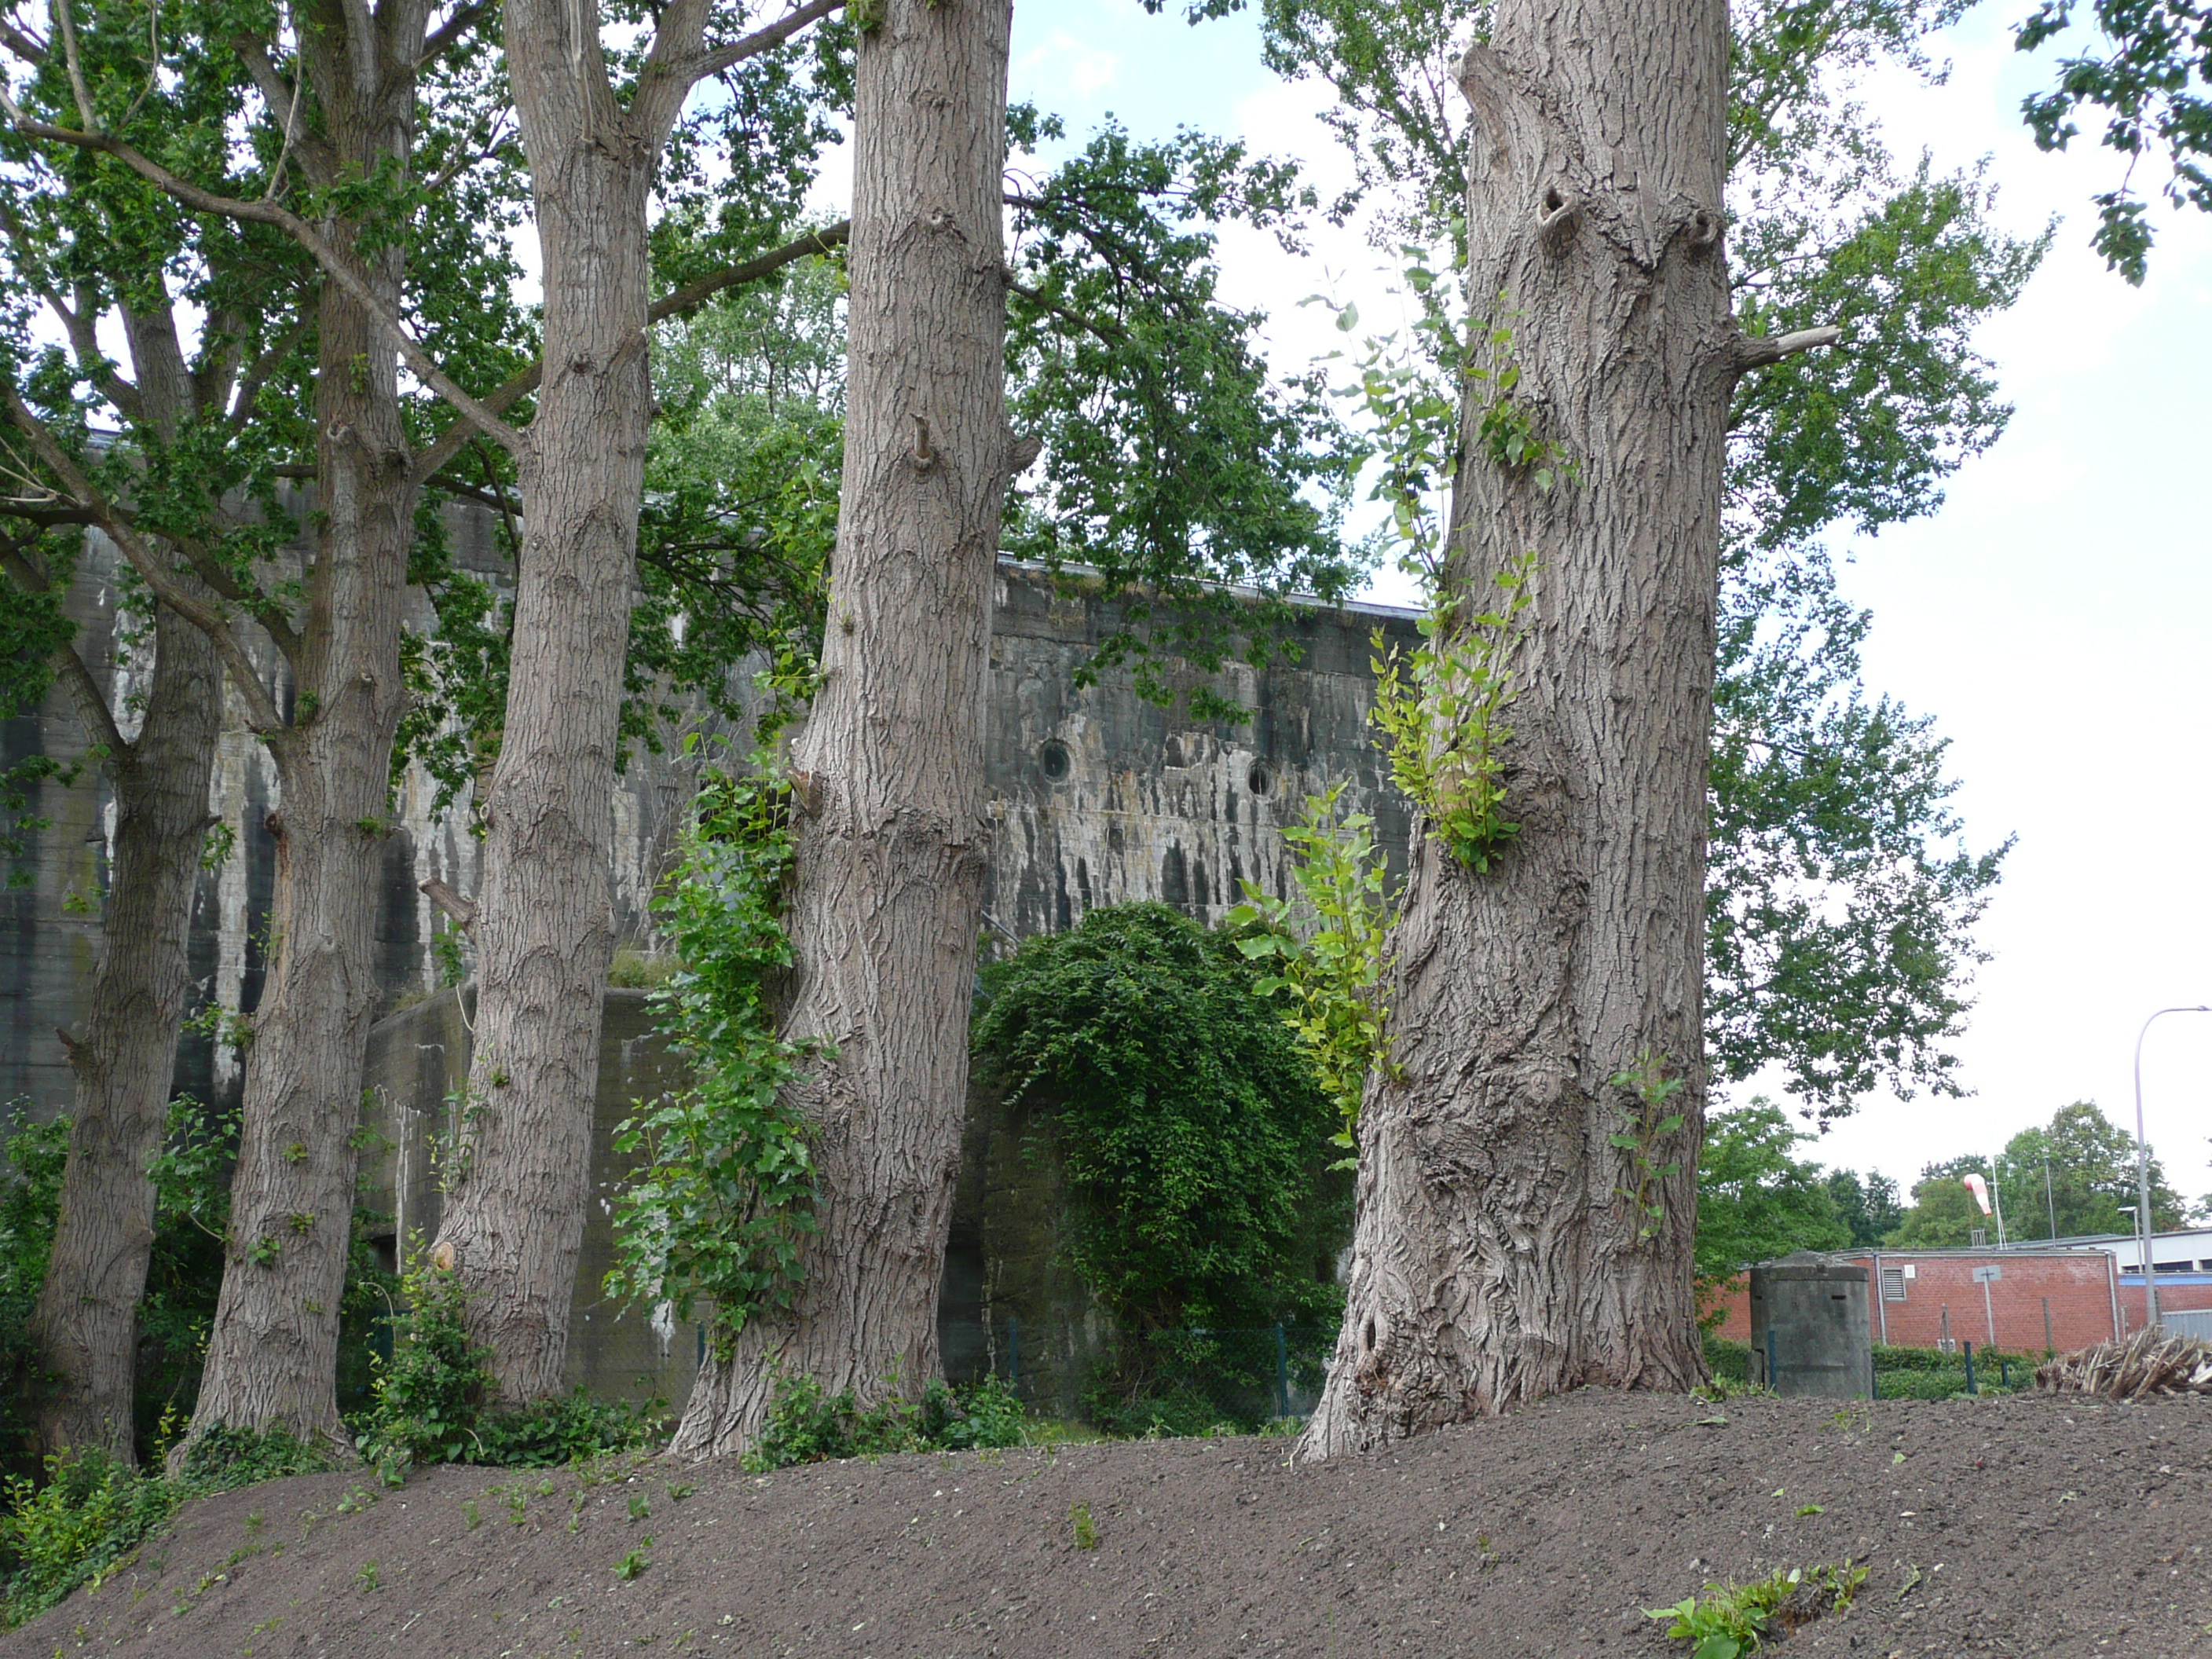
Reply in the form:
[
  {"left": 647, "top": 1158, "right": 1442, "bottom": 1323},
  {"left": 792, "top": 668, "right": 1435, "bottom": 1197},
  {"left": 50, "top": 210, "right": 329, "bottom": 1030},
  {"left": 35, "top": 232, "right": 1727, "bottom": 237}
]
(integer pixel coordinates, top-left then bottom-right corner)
[
  {"left": 1962, "top": 1340, "right": 1976, "bottom": 1396},
  {"left": 1990, "top": 1159, "right": 2008, "bottom": 1249},
  {"left": 2043, "top": 1153, "right": 2057, "bottom": 1241},
  {"left": 1982, "top": 1275, "right": 1997, "bottom": 1348},
  {"left": 2133, "top": 1005, "right": 2210, "bottom": 1331}
]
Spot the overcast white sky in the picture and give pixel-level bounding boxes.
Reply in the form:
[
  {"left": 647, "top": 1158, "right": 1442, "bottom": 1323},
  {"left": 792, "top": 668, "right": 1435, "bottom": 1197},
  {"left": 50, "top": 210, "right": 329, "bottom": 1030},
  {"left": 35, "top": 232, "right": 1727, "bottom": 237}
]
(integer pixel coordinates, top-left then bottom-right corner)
[{"left": 991, "top": 1, "right": 2212, "bottom": 1200}]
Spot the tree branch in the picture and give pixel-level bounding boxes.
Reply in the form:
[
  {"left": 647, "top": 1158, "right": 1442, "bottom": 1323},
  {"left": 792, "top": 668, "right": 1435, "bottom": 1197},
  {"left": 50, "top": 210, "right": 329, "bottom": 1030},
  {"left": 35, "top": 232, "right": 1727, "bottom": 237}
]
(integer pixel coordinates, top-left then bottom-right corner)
[
  {"left": 1, "top": 383, "right": 287, "bottom": 734},
  {"left": 635, "top": 0, "right": 846, "bottom": 145},
  {"left": 419, "top": 2, "right": 494, "bottom": 65},
  {"left": 0, "top": 103, "right": 525, "bottom": 458},
  {"left": 0, "top": 537, "right": 127, "bottom": 757},
  {"left": 405, "top": 221, "right": 851, "bottom": 486},
  {"left": 1730, "top": 325, "right": 1844, "bottom": 372},
  {"left": 231, "top": 33, "right": 335, "bottom": 189},
  {"left": 419, "top": 877, "right": 475, "bottom": 928},
  {"left": 646, "top": 220, "right": 851, "bottom": 325}
]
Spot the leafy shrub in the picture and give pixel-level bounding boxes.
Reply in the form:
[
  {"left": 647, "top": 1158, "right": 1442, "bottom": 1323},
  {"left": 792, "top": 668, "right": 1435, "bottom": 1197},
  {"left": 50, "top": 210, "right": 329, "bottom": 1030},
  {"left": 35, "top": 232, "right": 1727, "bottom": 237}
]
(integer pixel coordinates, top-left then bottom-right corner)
[
  {"left": 353, "top": 1254, "right": 491, "bottom": 1474},
  {"left": 1647, "top": 1561, "right": 1866, "bottom": 1658},
  {"left": 473, "top": 1390, "right": 666, "bottom": 1468},
  {"left": 1225, "top": 788, "right": 1394, "bottom": 1157},
  {"left": 0, "top": 1108, "right": 69, "bottom": 1481},
  {"left": 0, "top": 1449, "right": 174, "bottom": 1627},
  {"left": 0, "top": 1425, "right": 331, "bottom": 1629},
  {"left": 352, "top": 1252, "right": 665, "bottom": 1478},
  {"left": 972, "top": 903, "right": 1350, "bottom": 1338},
  {"left": 741, "top": 1373, "right": 1025, "bottom": 1470},
  {"left": 171, "top": 1423, "right": 332, "bottom": 1489}
]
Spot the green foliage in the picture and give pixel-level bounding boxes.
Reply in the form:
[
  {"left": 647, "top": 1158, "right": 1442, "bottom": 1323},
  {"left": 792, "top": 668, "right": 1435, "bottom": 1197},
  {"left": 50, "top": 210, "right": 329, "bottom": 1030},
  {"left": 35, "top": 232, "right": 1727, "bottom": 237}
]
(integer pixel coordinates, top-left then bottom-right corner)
[
  {"left": 1610, "top": 1052, "right": 1691, "bottom": 1246},
  {"left": 604, "top": 745, "right": 821, "bottom": 1361},
  {"left": 0, "top": 1425, "right": 328, "bottom": 1630},
  {"left": 353, "top": 1251, "right": 662, "bottom": 1481},
  {"left": 1825, "top": 1168, "right": 1906, "bottom": 1249},
  {"left": 972, "top": 904, "right": 1350, "bottom": 1338},
  {"left": 1694, "top": 1101, "right": 1850, "bottom": 1319},
  {"left": 1070, "top": 1502, "right": 1100, "bottom": 1550},
  {"left": 0, "top": 1450, "right": 176, "bottom": 1628},
  {"left": 1003, "top": 119, "right": 1368, "bottom": 716},
  {"left": 353, "top": 1254, "right": 493, "bottom": 1476},
  {"left": 738, "top": 1373, "right": 1025, "bottom": 1470},
  {"left": 1369, "top": 557, "right": 1538, "bottom": 872},
  {"left": 1226, "top": 786, "right": 1394, "bottom": 1159},
  {"left": 0, "top": 1108, "right": 69, "bottom": 1477},
  {"left": 2016, "top": 0, "right": 2211, "bottom": 280},
  {"left": 1647, "top": 1562, "right": 1867, "bottom": 1658}
]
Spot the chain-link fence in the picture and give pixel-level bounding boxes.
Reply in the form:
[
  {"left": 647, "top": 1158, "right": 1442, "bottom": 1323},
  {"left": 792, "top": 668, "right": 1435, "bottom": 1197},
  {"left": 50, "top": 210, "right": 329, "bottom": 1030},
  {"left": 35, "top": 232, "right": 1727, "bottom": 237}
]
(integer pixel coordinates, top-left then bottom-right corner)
[{"left": 939, "top": 1319, "right": 1337, "bottom": 1434}]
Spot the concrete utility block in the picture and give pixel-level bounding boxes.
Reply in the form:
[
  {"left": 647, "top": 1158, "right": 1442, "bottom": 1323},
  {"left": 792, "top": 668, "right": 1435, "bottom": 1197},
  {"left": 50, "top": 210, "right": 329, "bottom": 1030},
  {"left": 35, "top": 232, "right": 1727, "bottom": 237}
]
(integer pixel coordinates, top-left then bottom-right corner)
[{"left": 1749, "top": 1251, "right": 1873, "bottom": 1398}]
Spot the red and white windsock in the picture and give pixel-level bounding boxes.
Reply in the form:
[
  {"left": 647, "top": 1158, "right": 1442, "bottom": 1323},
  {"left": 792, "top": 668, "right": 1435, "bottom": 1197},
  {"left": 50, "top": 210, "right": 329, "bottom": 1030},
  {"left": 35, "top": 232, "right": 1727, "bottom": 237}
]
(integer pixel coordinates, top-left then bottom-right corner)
[{"left": 1962, "top": 1173, "right": 1993, "bottom": 1216}]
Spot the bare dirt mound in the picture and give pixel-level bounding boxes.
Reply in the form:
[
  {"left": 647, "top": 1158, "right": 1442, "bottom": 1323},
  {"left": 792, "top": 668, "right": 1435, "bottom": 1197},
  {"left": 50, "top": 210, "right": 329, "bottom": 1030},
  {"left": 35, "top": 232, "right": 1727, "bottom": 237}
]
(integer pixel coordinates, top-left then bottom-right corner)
[{"left": 7, "top": 1388, "right": 2206, "bottom": 1658}]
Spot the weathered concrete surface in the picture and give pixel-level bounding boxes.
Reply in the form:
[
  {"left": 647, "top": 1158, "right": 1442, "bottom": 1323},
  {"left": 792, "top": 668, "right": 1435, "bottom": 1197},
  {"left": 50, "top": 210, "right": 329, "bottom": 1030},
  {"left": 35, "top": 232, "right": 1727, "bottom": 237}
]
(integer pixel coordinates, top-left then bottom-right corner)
[
  {"left": 9, "top": 526, "right": 1413, "bottom": 1402},
  {"left": 358, "top": 987, "right": 705, "bottom": 1406},
  {"left": 7, "top": 542, "right": 1415, "bottom": 1117}
]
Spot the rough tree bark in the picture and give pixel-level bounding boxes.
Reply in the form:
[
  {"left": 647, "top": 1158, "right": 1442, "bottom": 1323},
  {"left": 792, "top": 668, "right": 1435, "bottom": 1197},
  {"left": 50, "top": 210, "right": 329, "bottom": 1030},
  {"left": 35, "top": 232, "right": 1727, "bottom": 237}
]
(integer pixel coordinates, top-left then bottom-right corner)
[
  {"left": 181, "top": 11, "right": 425, "bottom": 1452},
  {"left": 28, "top": 305, "right": 224, "bottom": 1463},
  {"left": 1299, "top": 0, "right": 1835, "bottom": 1459},
  {"left": 426, "top": 0, "right": 672, "bottom": 1402},
  {"left": 431, "top": 0, "right": 844, "bottom": 1401},
  {"left": 672, "top": 0, "right": 1018, "bottom": 1459}
]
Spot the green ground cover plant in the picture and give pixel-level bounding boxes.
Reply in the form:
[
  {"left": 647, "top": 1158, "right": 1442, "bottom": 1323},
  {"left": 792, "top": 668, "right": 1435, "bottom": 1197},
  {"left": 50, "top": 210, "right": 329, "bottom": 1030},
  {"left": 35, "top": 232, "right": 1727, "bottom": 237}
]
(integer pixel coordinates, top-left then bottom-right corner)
[{"left": 740, "top": 1373, "right": 1025, "bottom": 1469}]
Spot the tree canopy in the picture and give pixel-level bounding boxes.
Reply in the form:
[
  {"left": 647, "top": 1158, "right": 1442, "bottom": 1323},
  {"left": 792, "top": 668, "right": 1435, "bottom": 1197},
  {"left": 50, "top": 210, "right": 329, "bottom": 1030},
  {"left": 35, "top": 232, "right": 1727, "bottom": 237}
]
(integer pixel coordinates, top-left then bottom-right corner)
[
  {"left": 1885, "top": 1100, "right": 2191, "bottom": 1244},
  {"left": 1695, "top": 1102, "right": 1851, "bottom": 1318},
  {"left": 2016, "top": 0, "right": 2212, "bottom": 280}
]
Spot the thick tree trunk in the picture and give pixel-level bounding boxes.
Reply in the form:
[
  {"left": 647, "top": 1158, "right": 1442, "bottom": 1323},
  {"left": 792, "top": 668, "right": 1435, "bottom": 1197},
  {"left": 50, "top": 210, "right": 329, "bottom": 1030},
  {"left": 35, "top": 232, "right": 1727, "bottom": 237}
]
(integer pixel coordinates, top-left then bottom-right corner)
[
  {"left": 31, "top": 300, "right": 224, "bottom": 1463},
  {"left": 673, "top": 0, "right": 1016, "bottom": 1459},
  {"left": 1300, "top": 0, "right": 1747, "bottom": 1459},
  {"left": 31, "top": 599, "right": 221, "bottom": 1463},
  {"left": 428, "top": 0, "right": 659, "bottom": 1401},
  {"left": 181, "top": 30, "right": 422, "bottom": 1450}
]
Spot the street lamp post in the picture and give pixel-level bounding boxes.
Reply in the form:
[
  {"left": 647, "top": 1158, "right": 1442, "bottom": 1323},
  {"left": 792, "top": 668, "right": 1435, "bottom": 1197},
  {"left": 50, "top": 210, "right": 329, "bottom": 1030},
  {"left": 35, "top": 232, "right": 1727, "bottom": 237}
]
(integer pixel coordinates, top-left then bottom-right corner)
[{"left": 2132, "top": 1005, "right": 2210, "bottom": 1331}]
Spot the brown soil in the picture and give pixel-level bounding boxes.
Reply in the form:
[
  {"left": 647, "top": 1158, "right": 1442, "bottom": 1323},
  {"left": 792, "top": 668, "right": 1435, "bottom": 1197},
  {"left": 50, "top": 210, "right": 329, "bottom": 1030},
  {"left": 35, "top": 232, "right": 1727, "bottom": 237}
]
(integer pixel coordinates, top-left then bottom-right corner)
[{"left": 8, "top": 1389, "right": 2207, "bottom": 1658}]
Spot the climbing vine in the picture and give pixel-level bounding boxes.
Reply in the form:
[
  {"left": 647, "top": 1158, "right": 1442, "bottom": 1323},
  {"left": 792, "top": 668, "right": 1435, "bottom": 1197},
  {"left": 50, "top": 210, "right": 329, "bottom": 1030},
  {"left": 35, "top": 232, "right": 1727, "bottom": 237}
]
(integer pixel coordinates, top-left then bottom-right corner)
[
  {"left": 602, "top": 735, "right": 823, "bottom": 1361},
  {"left": 1369, "top": 551, "right": 1538, "bottom": 873},
  {"left": 1226, "top": 785, "right": 1397, "bottom": 1163},
  {"left": 1609, "top": 1049, "right": 1690, "bottom": 1244}
]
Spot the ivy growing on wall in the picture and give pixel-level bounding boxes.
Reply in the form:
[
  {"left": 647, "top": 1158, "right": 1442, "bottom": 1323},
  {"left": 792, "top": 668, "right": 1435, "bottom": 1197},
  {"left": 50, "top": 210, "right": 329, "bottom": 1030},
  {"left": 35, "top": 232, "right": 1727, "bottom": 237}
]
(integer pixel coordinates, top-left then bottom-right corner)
[{"left": 971, "top": 903, "right": 1350, "bottom": 1335}]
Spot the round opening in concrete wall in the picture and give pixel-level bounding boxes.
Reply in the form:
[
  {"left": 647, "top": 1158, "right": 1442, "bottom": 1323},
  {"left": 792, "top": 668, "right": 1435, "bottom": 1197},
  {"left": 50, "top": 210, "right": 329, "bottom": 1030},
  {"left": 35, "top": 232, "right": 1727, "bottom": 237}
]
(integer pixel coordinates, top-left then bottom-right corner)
[
  {"left": 1247, "top": 761, "right": 1274, "bottom": 797},
  {"left": 1038, "top": 739, "right": 1072, "bottom": 782}
]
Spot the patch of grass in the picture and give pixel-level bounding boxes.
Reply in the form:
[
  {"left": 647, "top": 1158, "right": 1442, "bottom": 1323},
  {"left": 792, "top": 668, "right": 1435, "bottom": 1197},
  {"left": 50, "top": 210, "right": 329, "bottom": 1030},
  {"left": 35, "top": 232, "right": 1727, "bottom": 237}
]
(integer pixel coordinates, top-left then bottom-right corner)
[
  {"left": 607, "top": 948, "right": 677, "bottom": 988},
  {"left": 1070, "top": 1503, "right": 1099, "bottom": 1551},
  {"left": 615, "top": 1540, "right": 654, "bottom": 1580}
]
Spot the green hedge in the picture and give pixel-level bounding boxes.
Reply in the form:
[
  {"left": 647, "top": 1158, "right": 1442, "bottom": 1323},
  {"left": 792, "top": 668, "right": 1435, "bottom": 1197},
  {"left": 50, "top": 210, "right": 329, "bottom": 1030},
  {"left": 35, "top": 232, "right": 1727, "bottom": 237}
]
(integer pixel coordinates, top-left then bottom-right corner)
[{"left": 1703, "top": 1335, "right": 2033, "bottom": 1397}]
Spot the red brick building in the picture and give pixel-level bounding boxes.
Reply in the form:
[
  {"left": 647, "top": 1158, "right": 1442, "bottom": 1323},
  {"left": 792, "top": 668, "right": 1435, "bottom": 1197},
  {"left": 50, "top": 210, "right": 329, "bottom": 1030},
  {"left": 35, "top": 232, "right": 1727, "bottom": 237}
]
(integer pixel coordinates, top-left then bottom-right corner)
[{"left": 1714, "top": 1247, "right": 2123, "bottom": 1353}]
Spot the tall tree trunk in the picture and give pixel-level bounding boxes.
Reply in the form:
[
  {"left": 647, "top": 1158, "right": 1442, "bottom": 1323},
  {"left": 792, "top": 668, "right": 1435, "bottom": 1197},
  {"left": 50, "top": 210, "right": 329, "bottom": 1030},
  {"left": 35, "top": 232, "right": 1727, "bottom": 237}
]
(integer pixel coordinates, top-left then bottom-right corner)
[
  {"left": 31, "top": 601, "right": 220, "bottom": 1463},
  {"left": 181, "top": 26, "right": 422, "bottom": 1451},
  {"left": 673, "top": 0, "right": 1016, "bottom": 1459},
  {"left": 1301, "top": 0, "right": 1752, "bottom": 1458},
  {"left": 34, "top": 300, "right": 228, "bottom": 1463},
  {"left": 428, "top": 0, "right": 659, "bottom": 1402}
]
